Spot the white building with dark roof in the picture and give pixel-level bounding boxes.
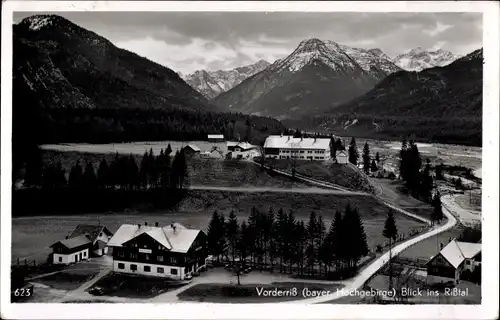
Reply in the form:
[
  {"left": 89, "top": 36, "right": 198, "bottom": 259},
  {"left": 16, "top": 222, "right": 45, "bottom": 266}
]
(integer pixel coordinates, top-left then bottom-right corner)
[
  {"left": 264, "top": 135, "right": 331, "bottom": 160},
  {"left": 107, "top": 222, "right": 207, "bottom": 280},
  {"left": 226, "top": 141, "right": 260, "bottom": 160},
  {"left": 207, "top": 134, "right": 225, "bottom": 142}
]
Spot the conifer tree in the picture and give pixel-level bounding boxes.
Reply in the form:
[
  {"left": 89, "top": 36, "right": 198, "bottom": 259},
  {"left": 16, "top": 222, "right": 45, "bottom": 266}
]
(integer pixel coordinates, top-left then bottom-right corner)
[
  {"left": 383, "top": 211, "right": 398, "bottom": 290},
  {"left": 435, "top": 163, "right": 444, "bottom": 180},
  {"left": 24, "top": 145, "right": 43, "bottom": 187},
  {"left": 362, "top": 143, "right": 371, "bottom": 174},
  {"left": 226, "top": 211, "right": 239, "bottom": 263},
  {"left": 420, "top": 159, "right": 434, "bottom": 202},
  {"left": 69, "top": 161, "right": 83, "bottom": 189},
  {"left": 431, "top": 191, "right": 444, "bottom": 224},
  {"left": 375, "top": 152, "right": 380, "bottom": 163},
  {"left": 207, "top": 211, "right": 223, "bottom": 262},
  {"left": 128, "top": 155, "right": 140, "bottom": 190},
  {"left": 371, "top": 159, "right": 378, "bottom": 172},
  {"left": 97, "top": 159, "right": 110, "bottom": 189},
  {"left": 166, "top": 144, "right": 173, "bottom": 156},
  {"left": 306, "top": 211, "right": 318, "bottom": 274},
  {"left": 82, "top": 162, "right": 97, "bottom": 190},
  {"left": 348, "top": 137, "right": 359, "bottom": 165},
  {"left": 54, "top": 162, "right": 67, "bottom": 188}
]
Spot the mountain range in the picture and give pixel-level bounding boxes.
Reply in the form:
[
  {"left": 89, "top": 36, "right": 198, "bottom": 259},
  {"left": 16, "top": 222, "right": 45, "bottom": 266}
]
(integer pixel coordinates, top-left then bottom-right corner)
[
  {"left": 209, "top": 39, "right": 464, "bottom": 119},
  {"left": 392, "top": 47, "right": 461, "bottom": 72},
  {"left": 305, "top": 48, "right": 482, "bottom": 145},
  {"left": 212, "top": 38, "right": 402, "bottom": 119},
  {"left": 181, "top": 60, "right": 271, "bottom": 99},
  {"left": 13, "top": 14, "right": 215, "bottom": 112}
]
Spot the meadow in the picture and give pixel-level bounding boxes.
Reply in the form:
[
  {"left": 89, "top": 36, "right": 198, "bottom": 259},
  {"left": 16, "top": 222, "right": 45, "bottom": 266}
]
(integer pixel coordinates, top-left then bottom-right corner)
[{"left": 12, "top": 191, "right": 425, "bottom": 265}]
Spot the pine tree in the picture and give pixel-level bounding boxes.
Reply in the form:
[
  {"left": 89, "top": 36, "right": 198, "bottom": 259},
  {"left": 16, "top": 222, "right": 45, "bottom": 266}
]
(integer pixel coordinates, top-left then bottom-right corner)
[
  {"left": 226, "top": 211, "right": 239, "bottom": 263},
  {"left": 218, "top": 213, "right": 227, "bottom": 261},
  {"left": 306, "top": 211, "right": 318, "bottom": 274},
  {"left": 24, "top": 145, "right": 43, "bottom": 187},
  {"left": 348, "top": 137, "right": 359, "bottom": 165},
  {"left": 82, "top": 162, "right": 97, "bottom": 190},
  {"left": 399, "top": 138, "right": 408, "bottom": 180},
  {"left": 362, "top": 143, "right": 371, "bottom": 174},
  {"left": 350, "top": 208, "right": 368, "bottom": 263},
  {"left": 54, "top": 162, "right": 67, "bottom": 188},
  {"left": 431, "top": 191, "right": 444, "bottom": 224},
  {"left": 97, "top": 159, "right": 110, "bottom": 189},
  {"left": 166, "top": 144, "right": 173, "bottom": 156},
  {"left": 371, "top": 159, "right": 378, "bottom": 172},
  {"left": 139, "top": 150, "right": 149, "bottom": 189},
  {"left": 128, "top": 155, "right": 140, "bottom": 190},
  {"left": 331, "top": 210, "right": 343, "bottom": 272},
  {"left": 237, "top": 221, "right": 250, "bottom": 265},
  {"left": 68, "top": 161, "right": 83, "bottom": 189},
  {"left": 330, "top": 137, "right": 337, "bottom": 159},
  {"left": 375, "top": 152, "right": 380, "bottom": 163},
  {"left": 207, "top": 211, "right": 224, "bottom": 262},
  {"left": 275, "top": 208, "right": 287, "bottom": 272},
  {"left": 383, "top": 211, "right": 398, "bottom": 290},
  {"left": 420, "top": 159, "right": 433, "bottom": 202},
  {"left": 435, "top": 163, "right": 444, "bottom": 180}
]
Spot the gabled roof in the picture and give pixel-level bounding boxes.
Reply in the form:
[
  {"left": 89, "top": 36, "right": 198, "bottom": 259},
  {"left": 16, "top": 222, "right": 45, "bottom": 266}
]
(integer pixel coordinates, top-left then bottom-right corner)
[
  {"left": 264, "top": 135, "right": 330, "bottom": 150},
  {"left": 438, "top": 239, "right": 465, "bottom": 268},
  {"left": 107, "top": 223, "right": 201, "bottom": 253},
  {"left": 456, "top": 241, "right": 481, "bottom": 259},
  {"left": 69, "top": 224, "right": 113, "bottom": 243},
  {"left": 336, "top": 150, "right": 347, "bottom": 157},
  {"left": 184, "top": 144, "right": 201, "bottom": 152},
  {"left": 427, "top": 239, "right": 481, "bottom": 269},
  {"left": 51, "top": 235, "right": 92, "bottom": 250}
]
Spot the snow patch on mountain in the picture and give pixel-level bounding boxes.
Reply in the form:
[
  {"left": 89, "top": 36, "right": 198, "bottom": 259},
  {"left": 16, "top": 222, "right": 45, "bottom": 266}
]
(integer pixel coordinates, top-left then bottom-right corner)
[
  {"left": 26, "top": 16, "right": 54, "bottom": 31},
  {"left": 183, "top": 60, "right": 271, "bottom": 99}
]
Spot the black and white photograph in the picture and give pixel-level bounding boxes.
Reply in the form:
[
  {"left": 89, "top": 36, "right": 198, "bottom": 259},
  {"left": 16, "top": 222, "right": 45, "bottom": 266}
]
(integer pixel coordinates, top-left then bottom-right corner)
[{"left": 1, "top": 1, "right": 498, "bottom": 319}]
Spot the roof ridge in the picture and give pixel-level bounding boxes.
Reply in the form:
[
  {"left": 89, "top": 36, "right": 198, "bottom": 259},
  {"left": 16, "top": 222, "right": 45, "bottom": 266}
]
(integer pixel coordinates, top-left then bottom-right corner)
[
  {"left": 161, "top": 226, "right": 173, "bottom": 250},
  {"left": 452, "top": 238, "right": 466, "bottom": 259}
]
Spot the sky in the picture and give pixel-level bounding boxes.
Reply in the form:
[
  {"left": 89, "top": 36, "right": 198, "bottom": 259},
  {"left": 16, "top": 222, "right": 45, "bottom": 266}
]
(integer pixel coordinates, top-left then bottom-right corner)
[{"left": 14, "top": 12, "right": 482, "bottom": 74}]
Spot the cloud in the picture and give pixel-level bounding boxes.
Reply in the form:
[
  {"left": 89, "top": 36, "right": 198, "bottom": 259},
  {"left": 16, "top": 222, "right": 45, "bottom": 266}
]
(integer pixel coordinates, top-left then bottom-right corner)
[{"left": 424, "top": 22, "right": 453, "bottom": 37}]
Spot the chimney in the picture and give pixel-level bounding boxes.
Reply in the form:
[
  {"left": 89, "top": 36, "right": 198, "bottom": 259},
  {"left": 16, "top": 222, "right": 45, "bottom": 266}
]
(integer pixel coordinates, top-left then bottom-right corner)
[
  {"left": 138, "top": 224, "right": 141, "bottom": 228},
  {"left": 65, "top": 236, "right": 69, "bottom": 239},
  {"left": 301, "top": 137, "right": 303, "bottom": 142},
  {"left": 280, "top": 132, "right": 283, "bottom": 137},
  {"left": 155, "top": 222, "right": 159, "bottom": 227},
  {"left": 440, "top": 243, "right": 444, "bottom": 249},
  {"left": 287, "top": 136, "right": 290, "bottom": 142},
  {"left": 144, "top": 221, "right": 148, "bottom": 226},
  {"left": 314, "top": 137, "right": 317, "bottom": 143}
]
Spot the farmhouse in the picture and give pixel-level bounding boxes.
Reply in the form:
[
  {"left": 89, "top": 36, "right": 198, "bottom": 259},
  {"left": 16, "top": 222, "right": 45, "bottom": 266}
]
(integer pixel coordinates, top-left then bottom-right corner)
[
  {"left": 50, "top": 235, "right": 92, "bottom": 265},
  {"left": 425, "top": 239, "right": 481, "bottom": 285},
  {"left": 107, "top": 222, "right": 207, "bottom": 280},
  {"left": 207, "top": 134, "right": 225, "bottom": 143},
  {"left": 182, "top": 144, "right": 201, "bottom": 158},
  {"left": 263, "top": 135, "right": 331, "bottom": 160},
  {"left": 335, "top": 150, "right": 348, "bottom": 164},
  {"left": 68, "top": 224, "right": 114, "bottom": 256},
  {"left": 227, "top": 141, "right": 260, "bottom": 160},
  {"left": 200, "top": 149, "right": 224, "bottom": 159}
]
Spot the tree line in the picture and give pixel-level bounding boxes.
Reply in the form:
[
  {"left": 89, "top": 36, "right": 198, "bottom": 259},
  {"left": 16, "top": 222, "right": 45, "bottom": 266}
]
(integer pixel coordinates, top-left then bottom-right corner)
[
  {"left": 23, "top": 145, "right": 189, "bottom": 192},
  {"left": 206, "top": 204, "right": 371, "bottom": 279}
]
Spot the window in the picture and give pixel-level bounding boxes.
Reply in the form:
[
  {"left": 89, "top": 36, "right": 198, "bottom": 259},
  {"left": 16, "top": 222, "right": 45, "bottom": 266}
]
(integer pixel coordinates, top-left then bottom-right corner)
[
  {"left": 83, "top": 252, "right": 86, "bottom": 257},
  {"left": 145, "top": 254, "right": 150, "bottom": 261},
  {"left": 144, "top": 266, "right": 151, "bottom": 272},
  {"left": 157, "top": 255, "right": 164, "bottom": 262},
  {"left": 99, "top": 232, "right": 103, "bottom": 237},
  {"left": 118, "top": 251, "right": 124, "bottom": 258},
  {"left": 158, "top": 245, "right": 163, "bottom": 250},
  {"left": 58, "top": 257, "right": 62, "bottom": 262},
  {"left": 171, "top": 269, "right": 178, "bottom": 275},
  {"left": 130, "top": 264, "right": 138, "bottom": 271},
  {"left": 157, "top": 267, "right": 164, "bottom": 273},
  {"left": 118, "top": 263, "right": 125, "bottom": 269},
  {"left": 130, "top": 253, "right": 137, "bottom": 259}
]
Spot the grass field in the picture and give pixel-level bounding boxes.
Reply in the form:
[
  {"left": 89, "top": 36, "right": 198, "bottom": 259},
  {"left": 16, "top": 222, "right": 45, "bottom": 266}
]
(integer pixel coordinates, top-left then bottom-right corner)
[
  {"left": 41, "top": 140, "right": 228, "bottom": 156},
  {"left": 12, "top": 191, "right": 425, "bottom": 264},
  {"left": 177, "top": 282, "right": 344, "bottom": 303},
  {"left": 265, "top": 159, "right": 374, "bottom": 192}
]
